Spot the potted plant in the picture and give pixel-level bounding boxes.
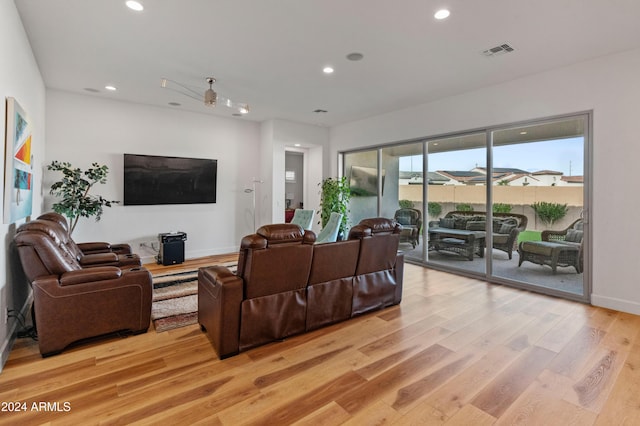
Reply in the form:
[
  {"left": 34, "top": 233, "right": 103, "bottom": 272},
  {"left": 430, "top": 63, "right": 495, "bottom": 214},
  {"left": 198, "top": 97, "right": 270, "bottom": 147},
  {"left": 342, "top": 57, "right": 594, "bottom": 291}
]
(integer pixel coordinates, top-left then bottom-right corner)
[
  {"left": 318, "top": 176, "right": 351, "bottom": 239},
  {"left": 47, "top": 161, "right": 118, "bottom": 234}
]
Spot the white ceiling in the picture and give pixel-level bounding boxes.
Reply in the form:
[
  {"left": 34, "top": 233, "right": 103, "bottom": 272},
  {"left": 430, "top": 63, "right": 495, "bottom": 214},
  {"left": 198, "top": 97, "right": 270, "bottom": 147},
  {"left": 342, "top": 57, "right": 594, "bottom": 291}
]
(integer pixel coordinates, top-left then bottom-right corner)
[{"left": 14, "top": 0, "right": 640, "bottom": 127}]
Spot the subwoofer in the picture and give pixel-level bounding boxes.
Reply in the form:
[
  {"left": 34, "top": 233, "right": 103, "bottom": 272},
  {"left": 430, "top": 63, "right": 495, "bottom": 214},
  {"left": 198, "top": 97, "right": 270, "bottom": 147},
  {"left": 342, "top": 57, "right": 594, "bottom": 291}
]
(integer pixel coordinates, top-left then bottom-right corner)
[{"left": 157, "top": 232, "right": 187, "bottom": 265}]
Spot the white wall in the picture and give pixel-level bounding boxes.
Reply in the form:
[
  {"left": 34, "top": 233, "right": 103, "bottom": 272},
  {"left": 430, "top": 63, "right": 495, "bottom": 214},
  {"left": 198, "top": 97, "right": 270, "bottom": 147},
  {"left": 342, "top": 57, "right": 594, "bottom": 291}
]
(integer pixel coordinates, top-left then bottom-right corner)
[
  {"left": 260, "top": 119, "right": 329, "bottom": 233},
  {"left": 0, "top": 0, "right": 46, "bottom": 370},
  {"left": 331, "top": 47, "right": 640, "bottom": 315},
  {"left": 45, "top": 91, "right": 261, "bottom": 262}
]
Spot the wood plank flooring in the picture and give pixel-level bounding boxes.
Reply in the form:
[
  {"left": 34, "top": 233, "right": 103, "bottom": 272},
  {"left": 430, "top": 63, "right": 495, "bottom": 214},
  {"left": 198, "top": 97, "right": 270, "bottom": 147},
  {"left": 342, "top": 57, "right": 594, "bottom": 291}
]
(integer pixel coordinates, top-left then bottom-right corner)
[{"left": 1, "top": 255, "right": 640, "bottom": 425}]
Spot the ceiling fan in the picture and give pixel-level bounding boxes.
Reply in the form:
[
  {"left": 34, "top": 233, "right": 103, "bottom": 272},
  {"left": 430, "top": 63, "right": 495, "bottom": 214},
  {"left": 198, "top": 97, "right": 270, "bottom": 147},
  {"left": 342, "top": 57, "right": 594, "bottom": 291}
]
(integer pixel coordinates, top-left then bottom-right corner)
[{"left": 160, "top": 76, "right": 249, "bottom": 115}]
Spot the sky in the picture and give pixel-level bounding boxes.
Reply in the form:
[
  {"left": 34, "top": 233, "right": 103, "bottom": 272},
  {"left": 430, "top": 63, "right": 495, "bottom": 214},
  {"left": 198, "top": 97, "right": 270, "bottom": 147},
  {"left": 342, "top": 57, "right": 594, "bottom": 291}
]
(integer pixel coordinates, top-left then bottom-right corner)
[{"left": 399, "top": 137, "right": 584, "bottom": 176}]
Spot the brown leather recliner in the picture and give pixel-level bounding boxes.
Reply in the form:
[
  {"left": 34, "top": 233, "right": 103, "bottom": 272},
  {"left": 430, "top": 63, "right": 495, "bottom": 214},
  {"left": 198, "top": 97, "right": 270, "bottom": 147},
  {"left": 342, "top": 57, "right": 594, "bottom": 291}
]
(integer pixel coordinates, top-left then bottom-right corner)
[
  {"left": 348, "top": 218, "right": 403, "bottom": 316},
  {"left": 14, "top": 219, "right": 152, "bottom": 356},
  {"left": 37, "top": 212, "right": 141, "bottom": 267},
  {"left": 199, "top": 224, "right": 315, "bottom": 358},
  {"left": 199, "top": 218, "right": 404, "bottom": 359}
]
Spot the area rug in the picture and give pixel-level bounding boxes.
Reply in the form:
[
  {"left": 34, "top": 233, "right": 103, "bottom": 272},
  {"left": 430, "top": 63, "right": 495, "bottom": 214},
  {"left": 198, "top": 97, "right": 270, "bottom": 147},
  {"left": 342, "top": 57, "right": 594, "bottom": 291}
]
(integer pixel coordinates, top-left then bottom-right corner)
[{"left": 151, "top": 262, "right": 236, "bottom": 332}]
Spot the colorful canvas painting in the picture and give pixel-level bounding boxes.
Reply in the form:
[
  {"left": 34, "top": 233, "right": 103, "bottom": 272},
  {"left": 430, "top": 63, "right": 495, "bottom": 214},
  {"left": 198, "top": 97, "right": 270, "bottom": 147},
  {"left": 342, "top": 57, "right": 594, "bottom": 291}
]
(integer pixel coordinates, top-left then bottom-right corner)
[{"left": 3, "top": 97, "right": 33, "bottom": 224}]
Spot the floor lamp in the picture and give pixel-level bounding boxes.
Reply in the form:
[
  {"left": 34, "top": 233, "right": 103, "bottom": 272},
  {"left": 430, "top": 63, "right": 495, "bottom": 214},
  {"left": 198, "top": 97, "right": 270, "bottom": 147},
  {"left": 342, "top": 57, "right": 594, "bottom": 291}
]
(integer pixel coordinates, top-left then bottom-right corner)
[{"left": 244, "top": 179, "right": 263, "bottom": 231}]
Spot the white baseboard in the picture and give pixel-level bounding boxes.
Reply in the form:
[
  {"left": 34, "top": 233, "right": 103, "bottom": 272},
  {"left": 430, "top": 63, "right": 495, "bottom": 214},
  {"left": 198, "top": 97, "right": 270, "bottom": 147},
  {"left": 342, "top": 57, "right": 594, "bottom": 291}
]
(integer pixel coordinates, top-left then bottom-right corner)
[{"left": 591, "top": 293, "right": 640, "bottom": 315}]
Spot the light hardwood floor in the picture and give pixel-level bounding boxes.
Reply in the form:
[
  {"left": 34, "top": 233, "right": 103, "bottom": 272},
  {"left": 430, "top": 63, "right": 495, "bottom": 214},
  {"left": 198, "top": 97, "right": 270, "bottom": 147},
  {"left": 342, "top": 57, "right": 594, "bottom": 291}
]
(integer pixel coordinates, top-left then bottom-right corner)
[{"left": 1, "top": 255, "right": 640, "bottom": 425}]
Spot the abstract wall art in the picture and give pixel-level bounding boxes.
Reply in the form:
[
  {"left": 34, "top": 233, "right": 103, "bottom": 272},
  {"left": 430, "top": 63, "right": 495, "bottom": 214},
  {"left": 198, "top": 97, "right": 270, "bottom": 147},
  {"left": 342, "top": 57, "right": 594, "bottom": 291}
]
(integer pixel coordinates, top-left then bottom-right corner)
[{"left": 3, "top": 97, "right": 33, "bottom": 224}]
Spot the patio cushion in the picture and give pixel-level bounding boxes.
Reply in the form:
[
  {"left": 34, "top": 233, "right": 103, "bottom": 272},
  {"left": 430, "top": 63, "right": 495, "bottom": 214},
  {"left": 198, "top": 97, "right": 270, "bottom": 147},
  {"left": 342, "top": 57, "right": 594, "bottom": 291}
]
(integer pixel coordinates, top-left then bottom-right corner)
[
  {"left": 466, "top": 221, "right": 485, "bottom": 231},
  {"left": 439, "top": 218, "right": 455, "bottom": 229},
  {"left": 565, "top": 229, "right": 583, "bottom": 243},
  {"left": 520, "top": 241, "right": 565, "bottom": 256}
]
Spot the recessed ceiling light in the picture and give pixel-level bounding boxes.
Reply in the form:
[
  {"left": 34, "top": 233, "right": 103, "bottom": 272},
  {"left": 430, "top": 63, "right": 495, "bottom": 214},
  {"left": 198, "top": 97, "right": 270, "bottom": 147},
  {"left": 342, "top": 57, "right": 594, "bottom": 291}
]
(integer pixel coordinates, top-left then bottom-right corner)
[
  {"left": 434, "top": 9, "right": 450, "bottom": 20},
  {"left": 294, "top": 144, "right": 301, "bottom": 147},
  {"left": 126, "top": 1, "right": 144, "bottom": 11},
  {"left": 520, "top": 131, "right": 528, "bottom": 135},
  {"left": 323, "top": 66, "right": 334, "bottom": 74},
  {"left": 104, "top": 85, "right": 117, "bottom": 91},
  {"left": 346, "top": 52, "right": 364, "bottom": 61}
]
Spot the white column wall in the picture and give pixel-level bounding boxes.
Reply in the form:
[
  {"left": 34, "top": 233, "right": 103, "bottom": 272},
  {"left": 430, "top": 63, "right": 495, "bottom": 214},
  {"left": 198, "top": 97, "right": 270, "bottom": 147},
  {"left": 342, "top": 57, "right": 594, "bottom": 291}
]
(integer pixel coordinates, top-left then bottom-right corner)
[{"left": 0, "top": 0, "right": 46, "bottom": 370}]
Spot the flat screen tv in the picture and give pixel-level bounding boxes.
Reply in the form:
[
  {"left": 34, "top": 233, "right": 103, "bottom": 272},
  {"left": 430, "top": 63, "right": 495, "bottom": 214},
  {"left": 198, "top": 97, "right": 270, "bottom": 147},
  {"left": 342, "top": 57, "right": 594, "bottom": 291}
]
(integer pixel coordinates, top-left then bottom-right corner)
[{"left": 124, "top": 153, "right": 217, "bottom": 205}]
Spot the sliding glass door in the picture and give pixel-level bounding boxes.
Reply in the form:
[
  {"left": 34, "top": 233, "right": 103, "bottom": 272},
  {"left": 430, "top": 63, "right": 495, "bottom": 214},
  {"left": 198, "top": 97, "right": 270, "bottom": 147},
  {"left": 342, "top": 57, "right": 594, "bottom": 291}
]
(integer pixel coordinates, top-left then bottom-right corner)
[
  {"left": 340, "top": 112, "right": 590, "bottom": 302},
  {"left": 490, "top": 116, "right": 587, "bottom": 298}
]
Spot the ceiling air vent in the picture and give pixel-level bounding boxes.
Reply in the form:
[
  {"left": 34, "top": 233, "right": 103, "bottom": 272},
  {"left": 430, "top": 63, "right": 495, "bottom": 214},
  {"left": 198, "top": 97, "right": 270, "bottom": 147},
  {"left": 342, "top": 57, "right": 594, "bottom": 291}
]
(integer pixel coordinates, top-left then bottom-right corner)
[{"left": 482, "top": 43, "right": 515, "bottom": 57}]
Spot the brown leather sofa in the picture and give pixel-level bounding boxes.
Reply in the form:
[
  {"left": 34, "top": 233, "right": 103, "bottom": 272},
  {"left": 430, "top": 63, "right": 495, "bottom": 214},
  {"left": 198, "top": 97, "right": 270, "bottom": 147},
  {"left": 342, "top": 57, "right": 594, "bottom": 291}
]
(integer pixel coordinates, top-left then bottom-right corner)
[
  {"left": 37, "top": 212, "right": 141, "bottom": 266},
  {"left": 198, "top": 217, "right": 404, "bottom": 359},
  {"left": 14, "top": 219, "right": 152, "bottom": 356}
]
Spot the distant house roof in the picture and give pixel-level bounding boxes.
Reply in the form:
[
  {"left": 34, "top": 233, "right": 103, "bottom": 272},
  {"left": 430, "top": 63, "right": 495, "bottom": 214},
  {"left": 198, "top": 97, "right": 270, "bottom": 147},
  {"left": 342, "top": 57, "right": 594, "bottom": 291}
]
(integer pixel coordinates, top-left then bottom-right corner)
[
  {"left": 427, "top": 172, "right": 449, "bottom": 184},
  {"left": 436, "top": 170, "right": 484, "bottom": 184},
  {"left": 474, "top": 167, "right": 529, "bottom": 174},
  {"left": 399, "top": 171, "right": 422, "bottom": 180},
  {"left": 440, "top": 170, "right": 483, "bottom": 178},
  {"left": 532, "top": 170, "right": 563, "bottom": 175},
  {"left": 561, "top": 175, "right": 583, "bottom": 183}
]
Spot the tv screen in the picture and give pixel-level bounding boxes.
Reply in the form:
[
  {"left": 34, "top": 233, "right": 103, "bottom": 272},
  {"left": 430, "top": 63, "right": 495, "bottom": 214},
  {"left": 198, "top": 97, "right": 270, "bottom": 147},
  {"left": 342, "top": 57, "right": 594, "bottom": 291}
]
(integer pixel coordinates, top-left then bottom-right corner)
[{"left": 124, "top": 154, "right": 217, "bottom": 205}]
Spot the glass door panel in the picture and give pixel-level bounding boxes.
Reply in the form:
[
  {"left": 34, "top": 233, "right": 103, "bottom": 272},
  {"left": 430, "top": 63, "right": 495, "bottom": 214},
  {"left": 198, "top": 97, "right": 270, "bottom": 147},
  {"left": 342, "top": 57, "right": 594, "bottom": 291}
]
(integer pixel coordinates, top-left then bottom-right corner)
[
  {"left": 490, "top": 116, "right": 586, "bottom": 298},
  {"left": 344, "top": 150, "right": 379, "bottom": 230},
  {"left": 425, "top": 132, "right": 487, "bottom": 276},
  {"left": 382, "top": 143, "right": 424, "bottom": 261}
]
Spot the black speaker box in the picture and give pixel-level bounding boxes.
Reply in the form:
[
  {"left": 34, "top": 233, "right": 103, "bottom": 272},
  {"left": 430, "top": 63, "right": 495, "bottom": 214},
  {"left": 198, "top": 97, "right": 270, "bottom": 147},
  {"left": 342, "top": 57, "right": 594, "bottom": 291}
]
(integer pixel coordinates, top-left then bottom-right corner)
[{"left": 158, "top": 240, "right": 184, "bottom": 265}]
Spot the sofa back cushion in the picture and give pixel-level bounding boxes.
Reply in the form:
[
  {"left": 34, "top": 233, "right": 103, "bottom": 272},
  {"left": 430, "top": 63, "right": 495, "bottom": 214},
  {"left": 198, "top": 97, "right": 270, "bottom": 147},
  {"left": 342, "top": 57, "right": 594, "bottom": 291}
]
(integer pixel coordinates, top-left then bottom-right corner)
[
  {"left": 308, "top": 239, "right": 360, "bottom": 285},
  {"left": 14, "top": 219, "right": 82, "bottom": 281},
  {"left": 238, "top": 224, "right": 315, "bottom": 299},
  {"left": 349, "top": 218, "right": 400, "bottom": 275}
]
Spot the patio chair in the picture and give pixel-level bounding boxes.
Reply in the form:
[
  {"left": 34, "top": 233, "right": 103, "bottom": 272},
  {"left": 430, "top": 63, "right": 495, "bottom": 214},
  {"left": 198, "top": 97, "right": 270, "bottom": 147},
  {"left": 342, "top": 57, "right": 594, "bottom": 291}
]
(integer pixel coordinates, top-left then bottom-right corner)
[
  {"left": 394, "top": 208, "right": 422, "bottom": 248},
  {"left": 290, "top": 209, "right": 315, "bottom": 230},
  {"left": 518, "top": 219, "right": 583, "bottom": 273}
]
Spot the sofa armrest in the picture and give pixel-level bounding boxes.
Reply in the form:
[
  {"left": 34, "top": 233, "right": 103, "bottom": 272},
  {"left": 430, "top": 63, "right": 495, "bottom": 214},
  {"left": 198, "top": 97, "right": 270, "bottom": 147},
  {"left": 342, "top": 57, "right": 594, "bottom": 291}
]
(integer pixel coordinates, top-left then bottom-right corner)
[
  {"left": 77, "top": 241, "right": 111, "bottom": 254},
  {"left": 198, "top": 265, "right": 244, "bottom": 359},
  {"left": 59, "top": 266, "right": 123, "bottom": 286},
  {"left": 541, "top": 229, "right": 567, "bottom": 242},
  {"left": 79, "top": 252, "right": 119, "bottom": 266},
  {"left": 32, "top": 266, "right": 152, "bottom": 355},
  {"left": 77, "top": 242, "right": 133, "bottom": 255}
]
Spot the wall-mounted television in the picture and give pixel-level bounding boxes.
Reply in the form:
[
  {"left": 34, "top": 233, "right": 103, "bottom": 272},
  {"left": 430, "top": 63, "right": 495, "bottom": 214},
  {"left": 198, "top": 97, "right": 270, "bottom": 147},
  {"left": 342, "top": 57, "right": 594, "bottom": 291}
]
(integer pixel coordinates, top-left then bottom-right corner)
[
  {"left": 349, "top": 165, "right": 385, "bottom": 196},
  {"left": 123, "top": 153, "right": 217, "bottom": 205}
]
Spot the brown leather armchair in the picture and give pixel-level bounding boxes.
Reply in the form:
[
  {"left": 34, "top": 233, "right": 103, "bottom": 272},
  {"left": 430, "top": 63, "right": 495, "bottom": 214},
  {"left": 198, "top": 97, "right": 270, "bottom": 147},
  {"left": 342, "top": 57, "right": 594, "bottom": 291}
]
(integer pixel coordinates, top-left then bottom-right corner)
[
  {"left": 14, "top": 219, "right": 152, "bottom": 356},
  {"left": 37, "top": 212, "right": 141, "bottom": 267}
]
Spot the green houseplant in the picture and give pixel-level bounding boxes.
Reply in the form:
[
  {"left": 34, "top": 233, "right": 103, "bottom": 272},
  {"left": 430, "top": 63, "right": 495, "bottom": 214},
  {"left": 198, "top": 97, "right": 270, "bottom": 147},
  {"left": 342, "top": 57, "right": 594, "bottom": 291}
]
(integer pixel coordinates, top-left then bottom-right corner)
[
  {"left": 318, "top": 176, "right": 351, "bottom": 238},
  {"left": 398, "top": 199, "right": 414, "bottom": 209},
  {"left": 531, "top": 201, "right": 568, "bottom": 226},
  {"left": 427, "top": 201, "right": 442, "bottom": 218},
  {"left": 47, "top": 161, "right": 118, "bottom": 234}
]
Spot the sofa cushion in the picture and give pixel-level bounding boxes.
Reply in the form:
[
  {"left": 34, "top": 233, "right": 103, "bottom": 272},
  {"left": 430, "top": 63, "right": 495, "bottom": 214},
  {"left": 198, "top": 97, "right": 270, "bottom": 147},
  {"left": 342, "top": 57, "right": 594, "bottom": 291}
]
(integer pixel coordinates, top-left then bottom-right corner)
[
  {"left": 499, "top": 222, "right": 516, "bottom": 234},
  {"left": 565, "top": 229, "right": 583, "bottom": 243},
  {"left": 466, "top": 220, "right": 485, "bottom": 231},
  {"left": 439, "top": 217, "right": 455, "bottom": 229}
]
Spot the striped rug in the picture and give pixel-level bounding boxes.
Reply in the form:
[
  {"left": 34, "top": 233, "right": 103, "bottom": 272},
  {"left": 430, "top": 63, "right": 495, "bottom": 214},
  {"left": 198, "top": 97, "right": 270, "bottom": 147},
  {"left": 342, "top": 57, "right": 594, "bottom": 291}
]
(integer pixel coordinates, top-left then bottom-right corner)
[{"left": 151, "top": 262, "right": 236, "bottom": 332}]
